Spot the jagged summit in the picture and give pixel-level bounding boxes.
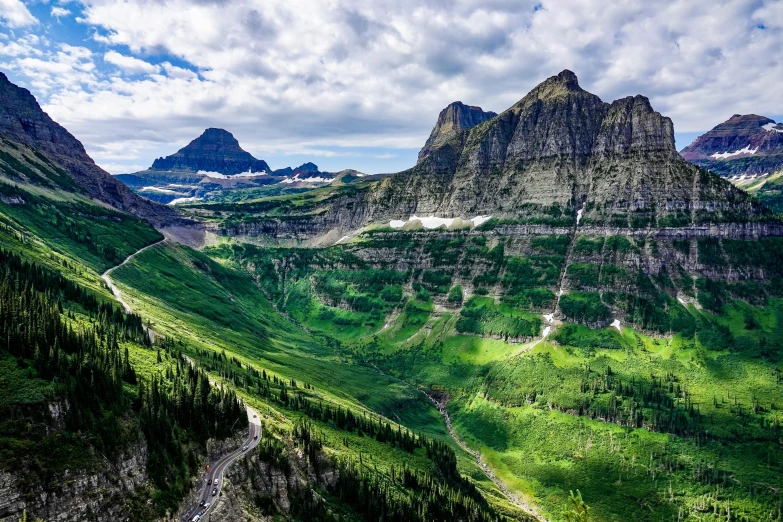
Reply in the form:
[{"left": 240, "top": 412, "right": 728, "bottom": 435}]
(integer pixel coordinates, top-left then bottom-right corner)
[
  {"left": 357, "top": 70, "right": 765, "bottom": 228},
  {"left": 151, "top": 128, "right": 270, "bottom": 175},
  {"left": 417, "top": 101, "right": 496, "bottom": 162},
  {"left": 514, "top": 69, "right": 585, "bottom": 105},
  {"left": 680, "top": 114, "right": 783, "bottom": 177}
]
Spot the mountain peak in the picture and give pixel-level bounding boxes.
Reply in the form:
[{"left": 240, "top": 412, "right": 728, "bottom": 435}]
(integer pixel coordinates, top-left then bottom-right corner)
[
  {"left": 526, "top": 69, "right": 584, "bottom": 101},
  {"left": 151, "top": 128, "right": 270, "bottom": 175},
  {"left": 417, "top": 101, "right": 496, "bottom": 162},
  {"left": 680, "top": 113, "right": 783, "bottom": 176}
]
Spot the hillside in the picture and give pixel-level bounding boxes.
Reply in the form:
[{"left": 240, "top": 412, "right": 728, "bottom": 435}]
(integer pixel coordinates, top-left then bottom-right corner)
[
  {"left": 0, "top": 73, "right": 521, "bottom": 522},
  {"left": 0, "top": 73, "right": 184, "bottom": 228}
]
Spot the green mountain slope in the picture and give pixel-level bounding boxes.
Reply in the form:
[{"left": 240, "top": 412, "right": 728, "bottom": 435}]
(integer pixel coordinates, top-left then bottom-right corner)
[{"left": 4, "top": 69, "right": 783, "bottom": 522}]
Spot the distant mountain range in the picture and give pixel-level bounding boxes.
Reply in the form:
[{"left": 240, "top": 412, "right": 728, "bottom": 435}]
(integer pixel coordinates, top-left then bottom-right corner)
[{"left": 680, "top": 114, "right": 783, "bottom": 178}]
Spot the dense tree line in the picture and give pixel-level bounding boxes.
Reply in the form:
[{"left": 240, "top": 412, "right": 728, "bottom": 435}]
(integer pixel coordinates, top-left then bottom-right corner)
[
  {"left": 0, "top": 247, "right": 147, "bottom": 340},
  {"left": 0, "top": 251, "right": 248, "bottom": 514},
  {"left": 138, "top": 340, "right": 247, "bottom": 507},
  {"left": 0, "top": 252, "right": 145, "bottom": 459}
]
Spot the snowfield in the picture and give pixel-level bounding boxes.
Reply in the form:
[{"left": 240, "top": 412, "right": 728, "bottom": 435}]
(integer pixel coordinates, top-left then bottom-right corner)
[
  {"left": 168, "top": 197, "right": 203, "bottom": 205},
  {"left": 141, "top": 186, "right": 180, "bottom": 194},
  {"left": 710, "top": 145, "right": 759, "bottom": 159},
  {"left": 762, "top": 122, "right": 783, "bottom": 133},
  {"left": 280, "top": 175, "right": 333, "bottom": 184},
  {"left": 389, "top": 215, "right": 493, "bottom": 229},
  {"left": 198, "top": 170, "right": 269, "bottom": 179}
]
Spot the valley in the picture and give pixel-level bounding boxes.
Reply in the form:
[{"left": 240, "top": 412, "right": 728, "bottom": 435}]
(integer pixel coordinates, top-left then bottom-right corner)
[{"left": 0, "top": 66, "right": 782, "bottom": 522}]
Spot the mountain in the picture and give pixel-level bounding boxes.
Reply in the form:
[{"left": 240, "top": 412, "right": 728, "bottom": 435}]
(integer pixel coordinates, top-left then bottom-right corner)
[
  {"left": 227, "top": 70, "right": 769, "bottom": 240},
  {"left": 417, "top": 101, "right": 497, "bottom": 163},
  {"left": 5, "top": 66, "right": 783, "bottom": 522},
  {"left": 680, "top": 114, "right": 783, "bottom": 177},
  {"left": 150, "top": 128, "right": 271, "bottom": 175},
  {"left": 369, "top": 69, "right": 760, "bottom": 226},
  {"left": 0, "top": 72, "right": 181, "bottom": 226}
]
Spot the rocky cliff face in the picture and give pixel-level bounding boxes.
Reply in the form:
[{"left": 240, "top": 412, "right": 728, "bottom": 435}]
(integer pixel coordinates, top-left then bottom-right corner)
[
  {"left": 0, "top": 438, "right": 150, "bottom": 522},
  {"left": 151, "top": 128, "right": 271, "bottom": 175},
  {"left": 680, "top": 114, "right": 783, "bottom": 177},
  {"left": 358, "top": 70, "right": 764, "bottom": 227},
  {"left": 201, "top": 438, "right": 337, "bottom": 521},
  {"left": 0, "top": 72, "right": 184, "bottom": 227},
  {"left": 212, "top": 71, "right": 776, "bottom": 244},
  {"left": 417, "top": 101, "right": 497, "bottom": 163}
]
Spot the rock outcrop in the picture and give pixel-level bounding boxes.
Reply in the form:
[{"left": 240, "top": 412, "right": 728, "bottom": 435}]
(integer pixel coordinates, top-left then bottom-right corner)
[
  {"left": 151, "top": 128, "right": 271, "bottom": 175},
  {"left": 680, "top": 114, "right": 783, "bottom": 177},
  {"left": 0, "top": 439, "right": 150, "bottom": 522},
  {"left": 0, "top": 71, "right": 184, "bottom": 227}
]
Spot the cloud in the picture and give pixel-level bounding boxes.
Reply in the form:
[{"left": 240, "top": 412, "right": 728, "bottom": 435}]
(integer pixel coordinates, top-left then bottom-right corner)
[
  {"left": 51, "top": 7, "right": 71, "bottom": 18},
  {"left": 2, "top": 0, "right": 782, "bottom": 174},
  {"left": 103, "top": 50, "right": 159, "bottom": 74},
  {"left": 0, "top": 0, "right": 37, "bottom": 27}
]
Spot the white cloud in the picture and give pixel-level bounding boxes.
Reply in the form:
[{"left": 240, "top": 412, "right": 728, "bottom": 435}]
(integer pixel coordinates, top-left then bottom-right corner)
[
  {"left": 51, "top": 7, "right": 71, "bottom": 18},
  {"left": 103, "top": 50, "right": 159, "bottom": 74},
  {"left": 0, "top": 0, "right": 37, "bottom": 27}
]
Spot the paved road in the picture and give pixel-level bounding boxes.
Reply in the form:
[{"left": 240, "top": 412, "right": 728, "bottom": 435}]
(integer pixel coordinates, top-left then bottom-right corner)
[
  {"left": 101, "top": 238, "right": 167, "bottom": 314},
  {"left": 180, "top": 406, "right": 262, "bottom": 521}
]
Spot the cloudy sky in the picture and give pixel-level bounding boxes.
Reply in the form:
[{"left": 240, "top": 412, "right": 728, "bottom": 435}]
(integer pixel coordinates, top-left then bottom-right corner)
[{"left": 1, "top": 0, "right": 781, "bottom": 174}]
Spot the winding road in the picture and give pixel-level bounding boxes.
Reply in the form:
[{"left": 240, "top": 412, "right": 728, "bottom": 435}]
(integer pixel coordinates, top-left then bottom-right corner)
[
  {"left": 180, "top": 406, "right": 262, "bottom": 522},
  {"left": 101, "top": 238, "right": 166, "bottom": 314},
  {"left": 101, "top": 239, "right": 263, "bottom": 521}
]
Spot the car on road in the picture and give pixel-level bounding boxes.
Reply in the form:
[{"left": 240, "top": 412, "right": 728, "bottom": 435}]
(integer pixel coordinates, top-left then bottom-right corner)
[
  {"left": 204, "top": 502, "right": 210, "bottom": 509},
  {"left": 199, "top": 500, "right": 205, "bottom": 507},
  {"left": 191, "top": 516, "right": 200, "bottom": 522},
  {"left": 242, "top": 445, "right": 248, "bottom": 451},
  {"left": 214, "top": 478, "right": 219, "bottom": 485},
  {"left": 254, "top": 434, "right": 258, "bottom": 439},
  {"left": 212, "top": 488, "right": 218, "bottom": 496}
]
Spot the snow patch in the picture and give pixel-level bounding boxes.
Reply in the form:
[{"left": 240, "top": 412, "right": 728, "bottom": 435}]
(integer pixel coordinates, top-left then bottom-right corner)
[
  {"left": 168, "top": 197, "right": 203, "bottom": 205},
  {"left": 141, "top": 186, "right": 179, "bottom": 194},
  {"left": 542, "top": 326, "right": 551, "bottom": 338},
  {"left": 762, "top": 123, "right": 783, "bottom": 133},
  {"left": 710, "top": 145, "right": 759, "bottom": 159},
  {"left": 543, "top": 313, "right": 554, "bottom": 323},
  {"left": 167, "top": 183, "right": 199, "bottom": 189},
  {"left": 335, "top": 235, "right": 351, "bottom": 245},
  {"left": 280, "top": 174, "right": 333, "bottom": 184},
  {"left": 389, "top": 215, "right": 493, "bottom": 229},
  {"left": 199, "top": 169, "right": 269, "bottom": 179},
  {"left": 610, "top": 319, "right": 622, "bottom": 332},
  {"left": 576, "top": 208, "right": 584, "bottom": 225}
]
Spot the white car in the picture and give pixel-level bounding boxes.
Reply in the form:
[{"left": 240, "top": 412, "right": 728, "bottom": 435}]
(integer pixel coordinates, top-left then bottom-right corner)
[
  {"left": 214, "top": 478, "right": 219, "bottom": 485},
  {"left": 242, "top": 445, "right": 248, "bottom": 451},
  {"left": 191, "top": 516, "right": 200, "bottom": 522}
]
